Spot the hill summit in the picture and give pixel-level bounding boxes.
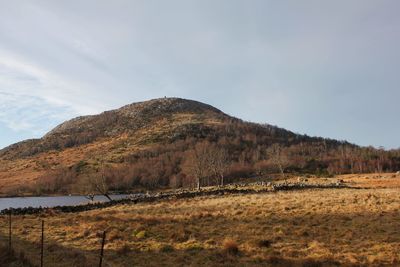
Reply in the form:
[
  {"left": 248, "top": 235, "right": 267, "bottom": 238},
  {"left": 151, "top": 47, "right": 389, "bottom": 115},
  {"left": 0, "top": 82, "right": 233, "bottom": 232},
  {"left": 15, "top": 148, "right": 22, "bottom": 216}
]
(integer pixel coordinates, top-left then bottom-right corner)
[
  {"left": 0, "top": 98, "right": 229, "bottom": 159},
  {"left": 47, "top": 97, "right": 226, "bottom": 136}
]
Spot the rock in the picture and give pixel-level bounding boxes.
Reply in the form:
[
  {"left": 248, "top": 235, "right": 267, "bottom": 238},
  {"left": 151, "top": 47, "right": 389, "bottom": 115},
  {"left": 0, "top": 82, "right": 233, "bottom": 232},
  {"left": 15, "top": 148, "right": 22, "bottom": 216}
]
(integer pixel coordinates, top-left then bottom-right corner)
[{"left": 396, "top": 171, "right": 400, "bottom": 176}]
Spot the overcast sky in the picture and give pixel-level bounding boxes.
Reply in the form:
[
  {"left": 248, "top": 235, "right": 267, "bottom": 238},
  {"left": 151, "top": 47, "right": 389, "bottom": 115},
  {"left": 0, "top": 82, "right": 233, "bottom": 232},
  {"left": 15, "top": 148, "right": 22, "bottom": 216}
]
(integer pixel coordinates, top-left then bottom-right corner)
[{"left": 0, "top": 0, "right": 399, "bottom": 149}]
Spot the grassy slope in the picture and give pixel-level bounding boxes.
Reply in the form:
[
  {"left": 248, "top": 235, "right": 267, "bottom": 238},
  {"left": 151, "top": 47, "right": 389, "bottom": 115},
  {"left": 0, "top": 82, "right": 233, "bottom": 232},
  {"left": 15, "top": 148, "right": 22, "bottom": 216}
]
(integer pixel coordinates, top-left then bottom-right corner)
[
  {"left": 0, "top": 174, "right": 399, "bottom": 266},
  {"left": 0, "top": 113, "right": 224, "bottom": 194}
]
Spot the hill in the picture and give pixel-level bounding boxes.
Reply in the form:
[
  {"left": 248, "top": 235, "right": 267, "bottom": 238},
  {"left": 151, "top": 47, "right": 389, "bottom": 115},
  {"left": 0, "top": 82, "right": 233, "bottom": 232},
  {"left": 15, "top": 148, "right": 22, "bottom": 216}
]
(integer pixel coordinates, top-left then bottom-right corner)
[
  {"left": 0, "top": 97, "right": 399, "bottom": 195},
  {"left": 0, "top": 98, "right": 228, "bottom": 159}
]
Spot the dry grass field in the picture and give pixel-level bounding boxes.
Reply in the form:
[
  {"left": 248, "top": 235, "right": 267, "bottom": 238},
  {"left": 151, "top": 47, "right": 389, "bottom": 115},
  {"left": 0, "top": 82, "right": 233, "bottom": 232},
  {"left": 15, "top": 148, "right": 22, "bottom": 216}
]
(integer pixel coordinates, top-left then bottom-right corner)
[{"left": 1, "top": 174, "right": 399, "bottom": 266}]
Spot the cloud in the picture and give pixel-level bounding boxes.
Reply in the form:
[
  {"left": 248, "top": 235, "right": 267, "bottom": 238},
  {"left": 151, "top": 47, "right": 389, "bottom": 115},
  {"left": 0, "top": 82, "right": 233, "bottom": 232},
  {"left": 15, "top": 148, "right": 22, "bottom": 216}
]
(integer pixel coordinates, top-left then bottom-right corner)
[
  {"left": 0, "top": 47, "right": 116, "bottom": 139},
  {"left": 0, "top": 92, "right": 73, "bottom": 134},
  {"left": 0, "top": 0, "right": 399, "bottom": 149}
]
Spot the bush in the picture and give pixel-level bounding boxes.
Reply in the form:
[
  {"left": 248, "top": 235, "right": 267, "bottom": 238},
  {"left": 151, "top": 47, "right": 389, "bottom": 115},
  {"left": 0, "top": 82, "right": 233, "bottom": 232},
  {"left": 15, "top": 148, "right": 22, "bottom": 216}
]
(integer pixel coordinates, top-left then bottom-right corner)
[
  {"left": 159, "top": 244, "right": 174, "bottom": 253},
  {"left": 135, "top": 230, "right": 147, "bottom": 239},
  {"left": 222, "top": 239, "right": 239, "bottom": 255},
  {"left": 256, "top": 239, "right": 272, "bottom": 248}
]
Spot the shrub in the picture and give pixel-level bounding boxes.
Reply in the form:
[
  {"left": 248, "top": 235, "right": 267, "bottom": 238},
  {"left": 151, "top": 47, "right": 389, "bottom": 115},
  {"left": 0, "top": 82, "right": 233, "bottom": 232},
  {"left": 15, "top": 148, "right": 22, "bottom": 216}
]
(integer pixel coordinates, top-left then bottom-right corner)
[
  {"left": 159, "top": 244, "right": 174, "bottom": 253},
  {"left": 83, "top": 229, "right": 90, "bottom": 237},
  {"left": 222, "top": 239, "right": 239, "bottom": 255},
  {"left": 135, "top": 230, "right": 147, "bottom": 239},
  {"left": 256, "top": 239, "right": 272, "bottom": 248}
]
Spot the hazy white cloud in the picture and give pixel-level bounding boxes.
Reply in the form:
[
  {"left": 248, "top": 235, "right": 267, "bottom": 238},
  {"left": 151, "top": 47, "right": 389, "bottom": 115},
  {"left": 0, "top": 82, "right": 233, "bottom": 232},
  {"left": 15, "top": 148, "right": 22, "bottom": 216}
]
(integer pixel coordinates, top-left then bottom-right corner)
[
  {"left": 0, "top": 0, "right": 399, "bottom": 149},
  {"left": 0, "top": 92, "right": 72, "bottom": 134},
  {"left": 0, "top": 49, "right": 104, "bottom": 113}
]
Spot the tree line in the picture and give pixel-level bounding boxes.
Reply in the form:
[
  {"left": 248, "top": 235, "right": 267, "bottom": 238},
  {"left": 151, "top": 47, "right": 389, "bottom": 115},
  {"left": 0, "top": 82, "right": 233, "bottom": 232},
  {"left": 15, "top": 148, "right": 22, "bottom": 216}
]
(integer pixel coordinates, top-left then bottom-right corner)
[{"left": 30, "top": 135, "right": 400, "bottom": 196}]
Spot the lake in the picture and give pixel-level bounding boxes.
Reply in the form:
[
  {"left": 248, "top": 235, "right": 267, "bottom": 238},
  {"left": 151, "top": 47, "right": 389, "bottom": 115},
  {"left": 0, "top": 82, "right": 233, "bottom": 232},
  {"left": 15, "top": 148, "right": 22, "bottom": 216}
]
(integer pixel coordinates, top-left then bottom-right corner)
[{"left": 0, "top": 194, "right": 130, "bottom": 212}]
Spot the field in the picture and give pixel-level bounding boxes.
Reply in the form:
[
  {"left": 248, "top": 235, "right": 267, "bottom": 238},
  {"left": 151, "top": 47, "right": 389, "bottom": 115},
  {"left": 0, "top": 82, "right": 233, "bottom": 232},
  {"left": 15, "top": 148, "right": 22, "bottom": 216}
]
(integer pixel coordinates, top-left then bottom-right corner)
[{"left": 1, "top": 173, "right": 399, "bottom": 266}]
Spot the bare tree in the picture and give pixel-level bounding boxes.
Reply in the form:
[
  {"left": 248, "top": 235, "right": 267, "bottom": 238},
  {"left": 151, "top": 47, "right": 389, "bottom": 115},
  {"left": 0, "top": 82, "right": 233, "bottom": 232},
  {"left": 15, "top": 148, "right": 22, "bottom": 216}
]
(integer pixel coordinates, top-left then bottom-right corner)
[
  {"left": 376, "top": 147, "right": 385, "bottom": 173},
  {"left": 80, "top": 164, "right": 112, "bottom": 201},
  {"left": 91, "top": 170, "right": 112, "bottom": 201},
  {"left": 267, "top": 144, "right": 289, "bottom": 178},
  {"left": 209, "top": 146, "right": 230, "bottom": 186},
  {"left": 83, "top": 193, "right": 95, "bottom": 202},
  {"left": 183, "top": 142, "right": 211, "bottom": 190}
]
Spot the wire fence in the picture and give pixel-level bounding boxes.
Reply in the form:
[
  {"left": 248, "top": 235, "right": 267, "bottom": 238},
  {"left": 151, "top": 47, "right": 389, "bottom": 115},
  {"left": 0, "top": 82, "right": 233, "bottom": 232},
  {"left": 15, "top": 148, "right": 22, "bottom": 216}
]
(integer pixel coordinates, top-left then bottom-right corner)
[{"left": 0, "top": 211, "right": 111, "bottom": 267}]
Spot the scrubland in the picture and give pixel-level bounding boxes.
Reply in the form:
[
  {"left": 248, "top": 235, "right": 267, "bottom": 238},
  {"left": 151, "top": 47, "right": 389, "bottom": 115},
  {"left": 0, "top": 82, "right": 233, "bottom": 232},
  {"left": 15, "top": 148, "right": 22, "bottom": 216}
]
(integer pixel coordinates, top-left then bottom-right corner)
[{"left": 1, "top": 174, "right": 399, "bottom": 266}]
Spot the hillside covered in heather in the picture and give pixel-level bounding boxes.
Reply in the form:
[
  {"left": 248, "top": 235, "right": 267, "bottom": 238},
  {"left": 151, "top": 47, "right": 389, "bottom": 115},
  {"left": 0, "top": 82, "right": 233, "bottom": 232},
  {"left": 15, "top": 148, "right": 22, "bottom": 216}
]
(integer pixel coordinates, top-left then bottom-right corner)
[{"left": 0, "top": 97, "right": 399, "bottom": 195}]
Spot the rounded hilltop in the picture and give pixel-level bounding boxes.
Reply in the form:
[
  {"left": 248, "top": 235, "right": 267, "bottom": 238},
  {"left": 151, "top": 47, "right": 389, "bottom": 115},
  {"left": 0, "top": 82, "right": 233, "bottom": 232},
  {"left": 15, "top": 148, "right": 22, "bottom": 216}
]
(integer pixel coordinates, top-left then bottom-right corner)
[
  {"left": 0, "top": 97, "right": 233, "bottom": 159},
  {"left": 118, "top": 97, "right": 225, "bottom": 117},
  {"left": 47, "top": 97, "right": 226, "bottom": 137}
]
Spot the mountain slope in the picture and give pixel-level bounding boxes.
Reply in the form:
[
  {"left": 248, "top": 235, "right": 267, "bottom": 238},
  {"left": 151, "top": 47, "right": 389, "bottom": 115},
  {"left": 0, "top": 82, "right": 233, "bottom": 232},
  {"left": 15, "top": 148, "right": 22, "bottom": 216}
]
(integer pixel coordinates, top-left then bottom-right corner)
[
  {"left": 0, "top": 98, "right": 228, "bottom": 159},
  {"left": 0, "top": 97, "right": 398, "bottom": 195}
]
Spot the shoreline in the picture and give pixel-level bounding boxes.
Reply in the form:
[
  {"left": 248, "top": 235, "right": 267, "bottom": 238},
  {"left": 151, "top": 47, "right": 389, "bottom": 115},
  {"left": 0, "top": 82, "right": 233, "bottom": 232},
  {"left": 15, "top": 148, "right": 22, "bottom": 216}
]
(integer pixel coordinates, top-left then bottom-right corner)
[{"left": 0, "top": 181, "right": 349, "bottom": 215}]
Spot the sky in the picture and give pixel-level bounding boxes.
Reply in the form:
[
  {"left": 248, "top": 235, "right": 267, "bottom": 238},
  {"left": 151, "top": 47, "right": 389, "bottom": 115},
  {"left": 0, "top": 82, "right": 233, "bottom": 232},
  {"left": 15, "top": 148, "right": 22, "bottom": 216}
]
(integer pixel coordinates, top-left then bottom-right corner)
[{"left": 0, "top": 0, "right": 399, "bottom": 149}]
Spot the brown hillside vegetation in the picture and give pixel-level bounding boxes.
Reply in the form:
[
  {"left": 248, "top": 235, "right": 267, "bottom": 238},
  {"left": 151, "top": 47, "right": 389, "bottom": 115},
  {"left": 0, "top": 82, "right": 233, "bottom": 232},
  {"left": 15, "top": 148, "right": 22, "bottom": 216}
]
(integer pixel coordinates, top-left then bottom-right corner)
[
  {"left": 1, "top": 175, "right": 399, "bottom": 266},
  {"left": 0, "top": 97, "right": 399, "bottom": 195}
]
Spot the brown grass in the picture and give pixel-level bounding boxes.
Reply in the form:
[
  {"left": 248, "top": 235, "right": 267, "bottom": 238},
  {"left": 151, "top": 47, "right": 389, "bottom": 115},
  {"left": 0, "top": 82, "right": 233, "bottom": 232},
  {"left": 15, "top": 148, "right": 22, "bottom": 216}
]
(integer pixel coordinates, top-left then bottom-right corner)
[
  {"left": 0, "top": 175, "right": 399, "bottom": 266},
  {"left": 222, "top": 239, "right": 239, "bottom": 255}
]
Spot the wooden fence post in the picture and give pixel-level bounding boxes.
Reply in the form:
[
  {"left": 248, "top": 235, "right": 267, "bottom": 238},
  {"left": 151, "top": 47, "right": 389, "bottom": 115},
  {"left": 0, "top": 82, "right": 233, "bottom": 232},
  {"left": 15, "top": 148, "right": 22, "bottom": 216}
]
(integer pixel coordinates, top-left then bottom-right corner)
[
  {"left": 8, "top": 210, "right": 12, "bottom": 252},
  {"left": 41, "top": 220, "right": 44, "bottom": 267},
  {"left": 99, "top": 231, "right": 106, "bottom": 267}
]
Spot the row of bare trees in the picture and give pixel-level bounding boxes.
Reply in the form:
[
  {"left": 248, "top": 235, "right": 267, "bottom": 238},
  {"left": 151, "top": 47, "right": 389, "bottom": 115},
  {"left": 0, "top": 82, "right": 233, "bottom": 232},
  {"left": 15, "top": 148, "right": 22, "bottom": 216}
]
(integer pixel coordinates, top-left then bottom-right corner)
[
  {"left": 25, "top": 137, "right": 400, "bottom": 196},
  {"left": 182, "top": 142, "right": 291, "bottom": 190},
  {"left": 183, "top": 142, "right": 230, "bottom": 190}
]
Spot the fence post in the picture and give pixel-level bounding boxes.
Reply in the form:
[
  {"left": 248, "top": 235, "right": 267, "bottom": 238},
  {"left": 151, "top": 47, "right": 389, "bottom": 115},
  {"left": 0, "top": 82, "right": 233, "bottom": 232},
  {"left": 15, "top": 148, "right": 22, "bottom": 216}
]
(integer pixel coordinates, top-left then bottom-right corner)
[
  {"left": 99, "top": 231, "right": 106, "bottom": 267},
  {"left": 41, "top": 220, "right": 44, "bottom": 267},
  {"left": 8, "top": 210, "right": 12, "bottom": 252}
]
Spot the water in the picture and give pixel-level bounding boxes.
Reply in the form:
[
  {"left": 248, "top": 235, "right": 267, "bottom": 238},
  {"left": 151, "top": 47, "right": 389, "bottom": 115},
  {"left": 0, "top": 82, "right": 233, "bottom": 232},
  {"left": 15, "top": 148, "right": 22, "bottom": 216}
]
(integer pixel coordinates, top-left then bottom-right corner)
[{"left": 0, "top": 194, "right": 130, "bottom": 212}]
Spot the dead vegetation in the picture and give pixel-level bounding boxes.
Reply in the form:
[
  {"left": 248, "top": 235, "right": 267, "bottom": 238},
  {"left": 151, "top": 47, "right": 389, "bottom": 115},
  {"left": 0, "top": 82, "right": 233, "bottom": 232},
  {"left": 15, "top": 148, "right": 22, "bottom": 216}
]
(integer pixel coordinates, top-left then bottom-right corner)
[
  {"left": 0, "top": 175, "right": 399, "bottom": 266},
  {"left": 1, "top": 98, "right": 400, "bottom": 196}
]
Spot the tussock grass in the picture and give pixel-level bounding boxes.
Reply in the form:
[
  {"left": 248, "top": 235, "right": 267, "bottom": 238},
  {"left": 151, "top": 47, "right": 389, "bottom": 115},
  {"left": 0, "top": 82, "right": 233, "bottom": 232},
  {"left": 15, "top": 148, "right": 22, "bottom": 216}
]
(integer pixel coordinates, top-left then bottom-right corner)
[
  {"left": 0, "top": 175, "right": 399, "bottom": 266},
  {"left": 222, "top": 239, "right": 239, "bottom": 255}
]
